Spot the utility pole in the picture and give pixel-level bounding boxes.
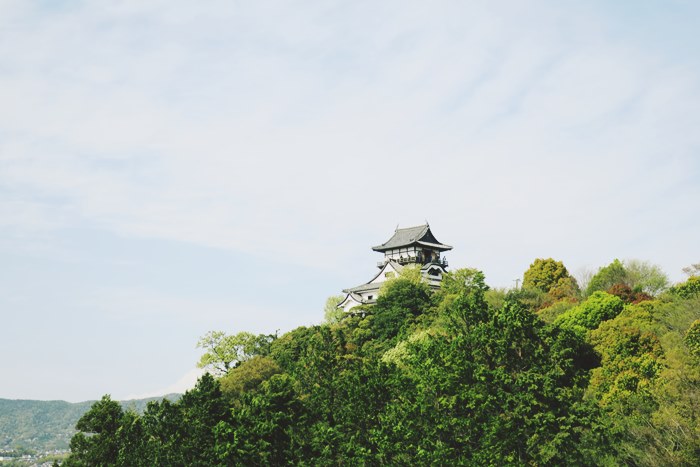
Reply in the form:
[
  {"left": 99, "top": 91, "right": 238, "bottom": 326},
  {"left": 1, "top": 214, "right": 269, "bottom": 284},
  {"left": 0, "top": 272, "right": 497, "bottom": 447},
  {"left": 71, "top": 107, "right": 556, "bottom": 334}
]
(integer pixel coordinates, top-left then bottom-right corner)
[{"left": 513, "top": 278, "right": 521, "bottom": 290}]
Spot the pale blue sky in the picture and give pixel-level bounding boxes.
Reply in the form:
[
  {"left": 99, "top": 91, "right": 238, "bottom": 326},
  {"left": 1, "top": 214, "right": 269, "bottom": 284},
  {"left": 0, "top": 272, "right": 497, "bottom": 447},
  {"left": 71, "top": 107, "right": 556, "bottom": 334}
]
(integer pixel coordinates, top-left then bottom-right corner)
[{"left": 1, "top": 0, "right": 699, "bottom": 401}]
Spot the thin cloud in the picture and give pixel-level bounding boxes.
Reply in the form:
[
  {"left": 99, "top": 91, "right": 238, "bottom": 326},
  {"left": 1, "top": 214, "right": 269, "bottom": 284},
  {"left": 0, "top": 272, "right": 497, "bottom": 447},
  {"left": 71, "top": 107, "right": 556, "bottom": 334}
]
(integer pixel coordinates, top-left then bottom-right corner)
[{"left": 1, "top": 1, "right": 699, "bottom": 400}]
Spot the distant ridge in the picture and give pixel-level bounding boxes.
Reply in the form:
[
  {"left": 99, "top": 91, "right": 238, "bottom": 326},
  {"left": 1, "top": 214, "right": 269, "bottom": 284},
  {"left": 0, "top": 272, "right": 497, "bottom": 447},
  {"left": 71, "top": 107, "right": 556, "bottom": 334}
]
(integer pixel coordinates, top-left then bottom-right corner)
[{"left": 0, "top": 394, "right": 180, "bottom": 452}]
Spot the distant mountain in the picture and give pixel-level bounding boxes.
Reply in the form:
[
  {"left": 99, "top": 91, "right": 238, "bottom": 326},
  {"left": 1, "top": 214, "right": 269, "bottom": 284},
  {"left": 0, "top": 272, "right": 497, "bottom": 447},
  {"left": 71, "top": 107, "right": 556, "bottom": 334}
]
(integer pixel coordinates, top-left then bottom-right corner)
[{"left": 0, "top": 395, "right": 180, "bottom": 452}]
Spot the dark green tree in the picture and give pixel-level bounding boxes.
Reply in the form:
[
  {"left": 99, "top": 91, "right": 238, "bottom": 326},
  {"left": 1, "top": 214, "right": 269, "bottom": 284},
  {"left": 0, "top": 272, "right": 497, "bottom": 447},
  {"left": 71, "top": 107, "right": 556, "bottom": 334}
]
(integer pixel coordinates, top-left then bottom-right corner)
[
  {"left": 177, "top": 373, "right": 231, "bottom": 466},
  {"left": 215, "top": 373, "right": 304, "bottom": 465},
  {"left": 64, "top": 396, "right": 123, "bottom": 466},
  {"left": 141, "top": 398, "right": 187, "bottom": 465},
  {"left": 370, "top": 277, "right": 432, "bottom": 343},
  {"left": 375, "top": 274, "right": 601, "bottom": 465}
]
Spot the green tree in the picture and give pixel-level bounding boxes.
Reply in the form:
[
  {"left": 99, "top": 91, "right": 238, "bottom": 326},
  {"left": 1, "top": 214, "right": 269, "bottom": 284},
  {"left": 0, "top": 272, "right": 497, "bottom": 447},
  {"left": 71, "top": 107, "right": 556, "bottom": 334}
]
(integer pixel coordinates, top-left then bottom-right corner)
[
  {"left": 139, "top": 374, "right": 231, "bottom": 466},
  {"left": 64, "top": 396, "right": 123, "bottom": 466},
  {"left": 215, "top": 373, "right": 305, "bottom": 465},
  {"left": 370, "top": 277, "right": 432, "bottom": 343},
  {"left": 376, "top": 275, "right": 601, "bottom": 465},
  {"left": 536, "top": 299, "right": 577, "bottom": 324},
  {"left": 141, "top": 398, "right": 186, "bottom": 465},
  {"left": 196, "top": 330, "right": 275, "bottom": 375},
  {"left": 685, "top": 319, "right": 700, "bottom": 357},
  {"left": 670, "top": 275, "right": 700, "bottom": 299},
  {"left": 523, "top": 258, "right": 576, "bottom": 294},
  {"left": 177, "top": 373, "right": 231, "bottom": 466},
  {"left": 115, "top": 410, "right": 149, "bottom": 466},
  {"left": 440, "top": 267, "right": 488, "bottom": 296},
  {"left": 577, "top": 292, "right": 700, "bottom": 466},
  {"left": 396, "top": 263, "right": 423, "bottom": 284},
  {"left": 554, "top": 291, "right": 624, "bottom": 336},
  {"left": 586, "top": 259, "right": 628, "bottom": 296},
  {"left": 322, "top": 294, "right": 346, "bottom": 324},
  {"left": 624, "top": 260, "right": 669, "bottom": 296},
  {"left": 219, "top": 355, "right": 282, "bottom": 400}
]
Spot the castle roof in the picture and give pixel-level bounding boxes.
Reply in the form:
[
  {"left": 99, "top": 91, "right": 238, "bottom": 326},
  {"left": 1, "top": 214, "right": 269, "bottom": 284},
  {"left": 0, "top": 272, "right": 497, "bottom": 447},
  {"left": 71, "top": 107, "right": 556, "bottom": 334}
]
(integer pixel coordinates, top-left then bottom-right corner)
[{"left": 372, "top": 224, "right": 452, "bottom": 252}]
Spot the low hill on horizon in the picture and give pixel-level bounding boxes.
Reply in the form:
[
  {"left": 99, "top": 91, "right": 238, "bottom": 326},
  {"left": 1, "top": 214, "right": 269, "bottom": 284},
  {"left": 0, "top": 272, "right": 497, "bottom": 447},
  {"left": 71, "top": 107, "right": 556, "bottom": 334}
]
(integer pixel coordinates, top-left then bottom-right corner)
[{"left": 0, "top": 394, "right": 180, "bottom": 452}]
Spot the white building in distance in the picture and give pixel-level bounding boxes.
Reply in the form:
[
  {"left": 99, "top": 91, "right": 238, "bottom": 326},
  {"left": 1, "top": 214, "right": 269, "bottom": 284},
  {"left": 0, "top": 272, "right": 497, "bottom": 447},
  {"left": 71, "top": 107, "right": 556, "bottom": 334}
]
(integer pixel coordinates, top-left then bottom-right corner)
[{"left": 338, "top": 224, "right": 452, "bottom": 312}]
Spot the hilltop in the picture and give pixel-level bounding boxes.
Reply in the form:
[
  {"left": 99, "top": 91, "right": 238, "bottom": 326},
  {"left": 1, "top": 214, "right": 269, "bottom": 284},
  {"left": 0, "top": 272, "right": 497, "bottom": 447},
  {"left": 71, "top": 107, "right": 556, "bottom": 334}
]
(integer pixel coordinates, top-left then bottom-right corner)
[{"left": 59, "top": 260, "right": 700, "bottom": 465}]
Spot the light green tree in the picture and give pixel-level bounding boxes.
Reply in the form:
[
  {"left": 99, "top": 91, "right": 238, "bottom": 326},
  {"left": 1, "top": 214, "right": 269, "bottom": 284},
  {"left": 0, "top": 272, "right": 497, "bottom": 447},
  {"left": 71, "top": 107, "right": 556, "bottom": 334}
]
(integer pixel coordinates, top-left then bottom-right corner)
[
  {"left": 196, "top": 331, "right": 274, "bottom": 376},
  {"left": 397, "top": 264, "right": 423, "bottom": 284},
  {"left": 554, "top": 291, "right": 624, "bottom": 336},
  {"left": 671, "top": 276, "right": 700, "bottom": 299},
  {"left": 219, "top": 356, "right": 282, "bottom": 400},
  {"left": 323, "top": 294, "right": 346, "bottom": 324},
  {"left": 523, "top": 258, "right": 571, "bottom": 293},
  {"left": 586, "top": 259, "right": 668, "bottom": 297},
  {"left": 624, "top": 259, "right": 669, "bottom": 296}
]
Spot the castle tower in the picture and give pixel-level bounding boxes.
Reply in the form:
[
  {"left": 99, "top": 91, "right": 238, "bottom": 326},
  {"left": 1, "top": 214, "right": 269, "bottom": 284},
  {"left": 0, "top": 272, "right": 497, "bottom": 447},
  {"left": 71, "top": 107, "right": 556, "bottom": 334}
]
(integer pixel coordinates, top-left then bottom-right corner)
[{"left": 338, "top": 223, "right": 452, "bottom": 312}]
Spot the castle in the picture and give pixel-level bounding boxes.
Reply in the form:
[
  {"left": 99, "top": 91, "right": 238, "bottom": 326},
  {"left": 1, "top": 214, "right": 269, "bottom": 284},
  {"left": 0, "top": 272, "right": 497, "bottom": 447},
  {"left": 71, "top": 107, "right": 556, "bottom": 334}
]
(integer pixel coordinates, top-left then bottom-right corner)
[{"left": 338, "top": 224, "right": 452, "bottom": 311}]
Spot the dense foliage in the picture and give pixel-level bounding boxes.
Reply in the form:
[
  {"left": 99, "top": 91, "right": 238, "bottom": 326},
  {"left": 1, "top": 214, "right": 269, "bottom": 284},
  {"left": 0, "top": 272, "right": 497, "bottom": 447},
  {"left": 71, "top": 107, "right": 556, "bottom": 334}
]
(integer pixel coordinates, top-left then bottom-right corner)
[{"left": 64, "top": 261, "right": 700, "bottom": 466}]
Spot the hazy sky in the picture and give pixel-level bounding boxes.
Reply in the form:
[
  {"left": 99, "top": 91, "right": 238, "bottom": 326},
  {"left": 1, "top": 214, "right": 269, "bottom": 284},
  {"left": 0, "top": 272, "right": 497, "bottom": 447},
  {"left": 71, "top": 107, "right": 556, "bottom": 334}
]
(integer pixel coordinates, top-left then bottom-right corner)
[{"left": 1, "top": 0, "right": 699, "bottom": 402}]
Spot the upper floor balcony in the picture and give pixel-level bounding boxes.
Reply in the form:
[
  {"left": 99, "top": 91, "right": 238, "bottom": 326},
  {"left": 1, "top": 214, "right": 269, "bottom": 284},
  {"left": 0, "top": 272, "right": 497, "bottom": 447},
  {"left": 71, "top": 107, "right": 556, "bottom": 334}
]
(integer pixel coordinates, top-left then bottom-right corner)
[{"left": 378, "top": 255, "right": 448, "bottom": 268}]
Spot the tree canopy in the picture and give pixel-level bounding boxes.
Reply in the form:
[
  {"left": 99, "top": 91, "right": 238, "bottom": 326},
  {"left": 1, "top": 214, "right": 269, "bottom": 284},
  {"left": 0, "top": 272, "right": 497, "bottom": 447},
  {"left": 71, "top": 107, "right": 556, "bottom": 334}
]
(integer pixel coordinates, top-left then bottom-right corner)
[
  {"left": 522, "top": 257, "right": 574, "bottom": 293},
  {"left": 64, "top": 260, "right": 700, "bottom": 466},
  {"left": 196, "top": 331, "right": 275, "bottom": 376}
]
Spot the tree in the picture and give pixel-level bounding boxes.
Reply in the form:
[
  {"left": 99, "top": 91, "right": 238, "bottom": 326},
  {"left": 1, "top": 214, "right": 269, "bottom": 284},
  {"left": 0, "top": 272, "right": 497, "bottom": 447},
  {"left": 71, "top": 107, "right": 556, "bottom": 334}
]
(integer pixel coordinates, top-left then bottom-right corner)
[
  {"left": 115, "top": 410, "right": 149, "bottom": 466},
  {"left": 523, "top": 258, "right": 575, "bottom": 294},
  {"left": 607, "top": 283, "right": 652, "bottom": 304},
  {"left": 376, "top": 274, "right": 601, "bottom": 465},
  {"left": 323, "top": 294, "right": 346, "bottom": 324},
  {"left": 219, "top": 356, "right": 282, "bottom": 400},
  {"left": 586, "top": 259, "right": 628, "bottom": 296},
  {"left": 215, "top": 373, "right": 305, "bottom": 465},
  {"left": 141, "top": 398, "right": 185, "bottom": 466},
  {"left": 549, "top": 276, "right": 581, "bottom": 301},
  {"left": 682, "top": 262, "right": 700, "bottom": 277},
  {"left": 177, "top": 373, "right": 231, "bottom": 466},
  {"left": 624, "top": 260, "right": 669, "bottom": 296},
  {"left": 583, "top": 299, "right": 700, "bottom": 466},
  {"left": 670, "top": 276, "right": 700, "bottom": 299},
  {"left": 685, "top": 320, "right": 700, "bottom": 357},
  {"left": 370, "top": 277, "right": 432, "bottom": 343},
  {"left": 440, "top": 268, "right": 488, "bottom": 296},
  {"left": 554, "top": 291, "right": 624, "bottom": 336},
  {"left": 396, "top": 264, "right": 424, "bottom": 284},
  {"left": 196, "top": 331, "right": 275, "bottom": 376},
  {"left": 64, "top": 396, "right": 124, "bottom": 466}
]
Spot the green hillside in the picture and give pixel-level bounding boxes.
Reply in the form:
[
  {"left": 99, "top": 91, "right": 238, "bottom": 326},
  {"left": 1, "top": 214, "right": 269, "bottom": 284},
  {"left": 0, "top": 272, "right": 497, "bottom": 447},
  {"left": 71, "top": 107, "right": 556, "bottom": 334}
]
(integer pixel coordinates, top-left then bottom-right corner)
[
  {"left": 59, "top": 261, "right": 700, "bottom": 466},
  {"left": 0, "top": 395, "right": 179, "bottom": 452}
]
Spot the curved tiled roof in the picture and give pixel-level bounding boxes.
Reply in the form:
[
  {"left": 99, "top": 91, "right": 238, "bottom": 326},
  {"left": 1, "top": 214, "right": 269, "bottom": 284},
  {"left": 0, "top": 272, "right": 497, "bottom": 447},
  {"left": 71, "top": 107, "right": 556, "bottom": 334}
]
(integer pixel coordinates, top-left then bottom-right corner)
[{"left": 372, "top": 224, "right": 452, "bottom": 252}]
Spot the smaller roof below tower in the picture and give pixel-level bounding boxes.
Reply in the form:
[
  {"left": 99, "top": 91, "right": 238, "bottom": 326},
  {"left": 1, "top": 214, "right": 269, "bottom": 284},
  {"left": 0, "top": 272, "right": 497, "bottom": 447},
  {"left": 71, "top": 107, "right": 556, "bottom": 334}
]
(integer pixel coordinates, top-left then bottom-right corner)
[{"left": 372, "top": 224, "right": 452, "bottom": 252}]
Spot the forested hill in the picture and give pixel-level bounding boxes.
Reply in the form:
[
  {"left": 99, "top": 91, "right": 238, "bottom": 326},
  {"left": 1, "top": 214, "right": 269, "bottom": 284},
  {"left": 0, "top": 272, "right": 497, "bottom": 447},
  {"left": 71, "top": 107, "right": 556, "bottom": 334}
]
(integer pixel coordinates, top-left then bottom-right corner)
[
  {"left": 63, "top": 260, "right": 700, "bottom": 465},
  {"left": 0, "top": 395, "right": 179, "bottom": 452}
]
